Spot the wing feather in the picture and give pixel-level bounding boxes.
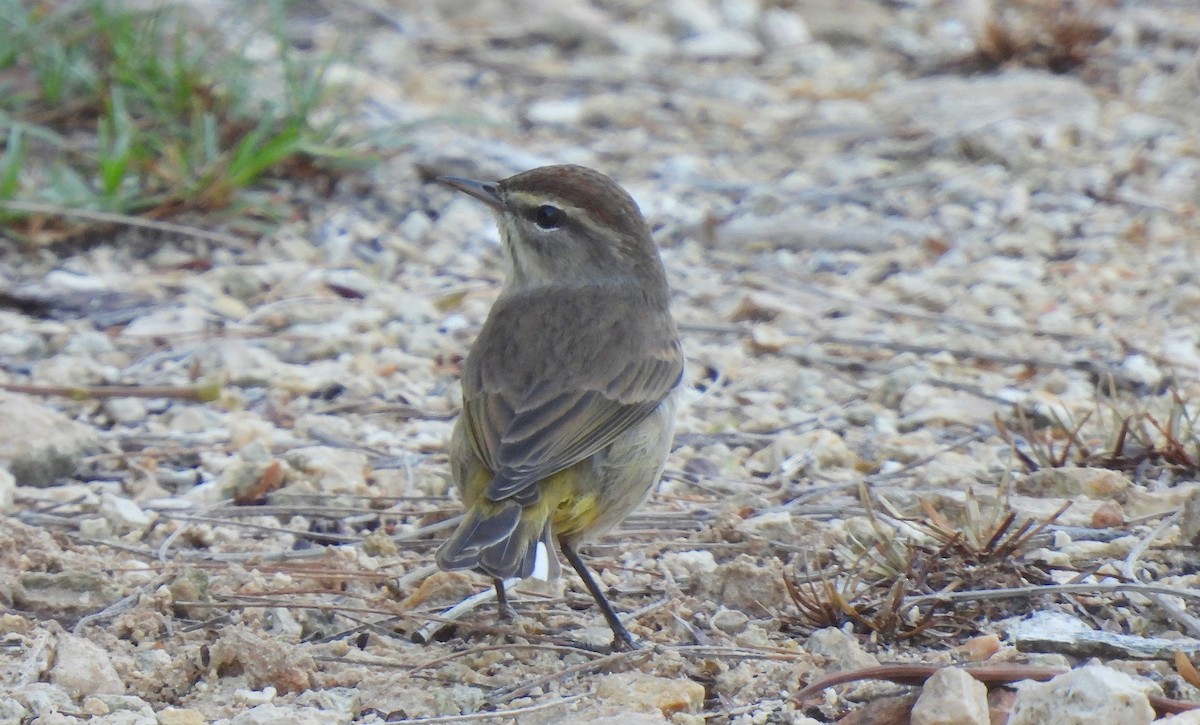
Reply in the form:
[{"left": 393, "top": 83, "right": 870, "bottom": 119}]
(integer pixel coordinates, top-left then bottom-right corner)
[{"left": 458, "top": 288, "right": 683, "bottom": 505}]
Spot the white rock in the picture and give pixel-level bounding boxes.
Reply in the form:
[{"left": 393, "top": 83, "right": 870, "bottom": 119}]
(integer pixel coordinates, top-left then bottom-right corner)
[
  {"left": 1116, "top": 112, "right": 1181, "bottom": 143},
  {"left": 0, "top": 392, "right": 99, "bottom": 484},
  {"left": 610, "top": 25, "right": 674, "bottom": 57},
  {"left": 710, "top": 607, "right": 750, "bottom": 634},
  {"left": 667, "top": 0, "right": 724, "bottom": 36},
  {"left": 30, "top": 353, "right": 113, "bottom": 388},
  {"left": 975, "top": 255, "right": 1044, "bottom": 289},
  {"left": 78, "top": 517, "right": 112, "bottom": 538},
  {"left": 720, "top": 0, "right": 759, "bottom": 29},
  {"left": 120, "top": 305, "right": 210, "bottom": 339},
  {"left": 911, "top": 667, "right": 989, "bottom": 725},
  {"left": 227, "top": 414, "right": 279, "bottom": 449},
  {"left": 50, "top": 633, "right": 125, "bottom": 699},
  {"left": 797, "top": 429, "right": 858, "bottom": 469},
  {"left": 234, "top": 687, "right": 277, "bottom": 706},
  {"left": 15, "top": 682, "right": 74, "bottom": 716},
  {"left": 285, "top": 446, "right": 370, "bottom": 494},
  {"left": 99, "top": 493, "right": 155, "bottom": 533},
  {"left": 398, "top": 211, "right": 433, "bottom": 243},
  {"left": 92, "top": 694, "right": 154, "bottom": 718},
  {"left": 1006, "top": 610, "right": 1200, "bottom": 660},
  {"left": 714, "top": 554, "right": 790, "bottom": 617},
  {"left": 526, "top": 98, "right": 586, "bottom": 126},
  {"left": 1007, "top": 664, "right": 1156, "bottom": 725},
  {"left": 594, "top": 672, "right": 706, "bottom": 716},
  {"left": 1162, "top": 336, "right": 1200, "bottom": 373},
  {"left": 104, "top": 398, "right": 148, "bottom": 425},
  {"left": 525, "top": 1, "right": 614, "bottom": 50},
  {"left": 207, "top": 293, "right": 251, "bottom": 320},
  {"left": 736, "top": 510, "right": 796, "bottom": 541},
  {"left": 1120, "top": 353, "right": 1164, "bottom": 389},
  {"left": 899, "top": 383, "right": 1003, "bottom": 428},
  {"left": 43, "top": 269, "right": 108, "bottom": 291},
  {"left": 0, "top": 696, "right": 24, "bottom": 722},
  {"left": 806, "top": 627, "right": 880, "bottom": 670},
  {"left": 0, "top": 468, "right": 13, "bottom": 512},
  {"left": 760, "top": 8, "right": 811, "bottom": 48},
  {"left": 322, "top": 268, "right": 379, "bottom": 298},
  {"left": 165, "top": 406, "right": 227, "bottom": 435},
  {"left": 999, "top": 182, "right": 1031, "bottom": 223},
  {"left": 267, "top": 607, "right": 303, "bottom": 639},
  {"left": 659, "top": 550, "right": 718, "bottom": 579},
  {"left": 680, "top": 28, "right": 762, "bottom": 59},
  {"left": 0, "top": 330, "right": 49, "bottom": 358},
  {"left": 158, "top": 707, "right": 207, "bottom": 725}
]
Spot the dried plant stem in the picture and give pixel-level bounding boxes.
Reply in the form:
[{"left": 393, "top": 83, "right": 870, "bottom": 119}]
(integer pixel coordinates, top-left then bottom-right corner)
[
  {"left": 1121, "top": 512, "right": 1200, "bottom": 637},
  {"left": 0, "top": 200, "right": 248, "bottom": 247},
  {"left": 907, "top": 581, "right": 1200, "bottom": 607},
  {"left": 1, "top": 381, "right": 221, "bottom": 402},
  {"left": 795, "top": 663, "right": 1200, "bottom": 716},
  {"left": 410, "top": 578, "right": 521, "bottom": 644}
]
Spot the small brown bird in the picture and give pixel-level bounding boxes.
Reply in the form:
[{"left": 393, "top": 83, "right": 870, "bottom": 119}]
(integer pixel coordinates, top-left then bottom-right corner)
[{"left": 435, "top": 165, "right": 683, "bottom": 650}]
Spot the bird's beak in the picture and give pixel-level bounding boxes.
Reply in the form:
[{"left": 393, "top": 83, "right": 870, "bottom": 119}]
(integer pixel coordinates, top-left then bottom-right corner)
[{"left": 438, "top": 176, "right": 503, "bottom": 210}]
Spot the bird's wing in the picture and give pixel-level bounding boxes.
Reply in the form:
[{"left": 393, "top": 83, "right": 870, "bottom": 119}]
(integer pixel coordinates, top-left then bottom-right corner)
[{"left": 461, "top": 339, "right": 682, "bottom": 503}]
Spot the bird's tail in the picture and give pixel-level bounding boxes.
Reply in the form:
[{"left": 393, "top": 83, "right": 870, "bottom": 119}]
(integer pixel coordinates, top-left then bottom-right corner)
[{"left": 436, "top": 501, "right": 562, "bottom": 581}]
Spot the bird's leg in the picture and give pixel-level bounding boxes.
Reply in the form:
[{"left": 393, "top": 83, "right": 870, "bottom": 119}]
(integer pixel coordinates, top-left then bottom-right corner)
[
  {"left": 493, "top": 577, "right": 518, "bottom": 621},
  {"left": 558, "top": 537, "right": 637, "bottom": 651}
]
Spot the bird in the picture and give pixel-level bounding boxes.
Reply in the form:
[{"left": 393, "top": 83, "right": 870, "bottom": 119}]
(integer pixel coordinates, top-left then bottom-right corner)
[{"left": 433, "top": 164, "right": 683, "bottom": 650}]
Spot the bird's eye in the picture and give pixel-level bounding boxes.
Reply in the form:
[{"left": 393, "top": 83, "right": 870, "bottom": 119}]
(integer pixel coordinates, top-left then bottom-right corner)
[{"left": 533, "top": 205, "right": 566, "bottom": 230}]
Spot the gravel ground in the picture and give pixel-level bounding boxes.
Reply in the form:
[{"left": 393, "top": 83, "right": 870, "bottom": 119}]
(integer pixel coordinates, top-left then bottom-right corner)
[{"left": 3, "top": 0, "right": 1200, "bottom": 723}]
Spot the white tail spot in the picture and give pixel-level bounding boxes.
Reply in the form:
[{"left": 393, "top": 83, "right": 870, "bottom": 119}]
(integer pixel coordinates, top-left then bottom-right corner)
[{"left": 531, "top": 541, "right": 550, "bottom": 580}]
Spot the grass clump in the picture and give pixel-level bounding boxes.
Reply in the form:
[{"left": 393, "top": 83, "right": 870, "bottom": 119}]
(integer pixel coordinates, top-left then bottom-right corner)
[
  {"left": 0, "top": 0, "right": 357, "bottom": 243},
  {"left": 786, "top": 494, "right": 1063, "bottom": 642},
  {"left": 997, "top": 385, "right": 1200, "bottom": 477}
]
